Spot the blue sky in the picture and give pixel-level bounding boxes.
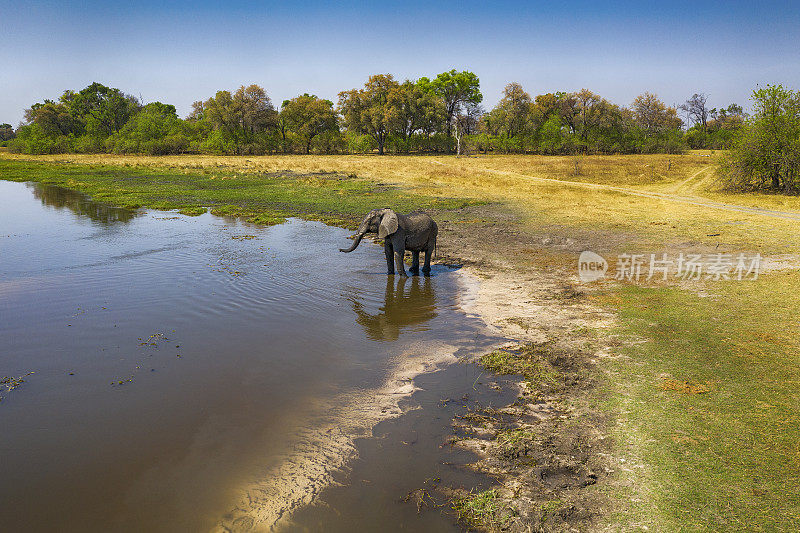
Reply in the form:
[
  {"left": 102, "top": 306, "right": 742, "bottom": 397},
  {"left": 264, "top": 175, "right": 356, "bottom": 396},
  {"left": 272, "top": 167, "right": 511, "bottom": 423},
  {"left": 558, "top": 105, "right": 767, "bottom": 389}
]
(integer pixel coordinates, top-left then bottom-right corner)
[{"left": 1, "top": 0, "right": 799, "bottom": 125}]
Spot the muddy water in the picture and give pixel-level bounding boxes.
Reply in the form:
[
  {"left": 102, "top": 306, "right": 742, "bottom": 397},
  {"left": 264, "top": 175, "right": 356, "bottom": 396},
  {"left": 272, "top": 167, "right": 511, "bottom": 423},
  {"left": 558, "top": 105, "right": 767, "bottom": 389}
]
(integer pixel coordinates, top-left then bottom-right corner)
[{"left": 0, "top": 180, "right": 508, "bottom": 532}]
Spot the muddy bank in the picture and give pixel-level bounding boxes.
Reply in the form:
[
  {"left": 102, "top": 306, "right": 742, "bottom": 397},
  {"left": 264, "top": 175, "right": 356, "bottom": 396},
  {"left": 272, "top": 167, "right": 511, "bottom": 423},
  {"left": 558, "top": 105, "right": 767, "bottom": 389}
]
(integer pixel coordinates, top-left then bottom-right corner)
[{"left": 429, "top": 204, "right": 618, "bottom": 531}]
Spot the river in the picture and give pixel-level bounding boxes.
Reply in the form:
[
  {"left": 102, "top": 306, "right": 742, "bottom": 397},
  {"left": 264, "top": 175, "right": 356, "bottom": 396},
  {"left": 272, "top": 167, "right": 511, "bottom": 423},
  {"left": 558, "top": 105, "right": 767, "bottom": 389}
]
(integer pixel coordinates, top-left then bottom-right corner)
[{"left": 0, "top": 180, "right": 512, "bottom": 532}]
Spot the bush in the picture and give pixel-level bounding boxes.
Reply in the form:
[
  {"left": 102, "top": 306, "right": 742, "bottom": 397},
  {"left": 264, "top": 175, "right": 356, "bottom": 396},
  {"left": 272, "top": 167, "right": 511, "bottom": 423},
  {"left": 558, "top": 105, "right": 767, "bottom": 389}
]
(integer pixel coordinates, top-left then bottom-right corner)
[
  {"left": 718, "top": 85, "right": 800, "bottom": 192},
  {"left": 9, "top": 124, "right": 70, "bottom": 154},
  {"left": 72, "top": 135, "right": 105, "bottom": 153},
  {"left": 344, "top": 132, "right": 376, "bottom": 154}
]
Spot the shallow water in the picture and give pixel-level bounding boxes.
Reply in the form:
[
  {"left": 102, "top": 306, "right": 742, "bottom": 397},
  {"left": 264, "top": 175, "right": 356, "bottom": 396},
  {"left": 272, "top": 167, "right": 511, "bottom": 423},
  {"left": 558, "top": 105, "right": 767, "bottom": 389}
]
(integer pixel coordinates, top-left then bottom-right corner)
[{"left": 0, "top": 180, "right": 507, "bottom": 532}]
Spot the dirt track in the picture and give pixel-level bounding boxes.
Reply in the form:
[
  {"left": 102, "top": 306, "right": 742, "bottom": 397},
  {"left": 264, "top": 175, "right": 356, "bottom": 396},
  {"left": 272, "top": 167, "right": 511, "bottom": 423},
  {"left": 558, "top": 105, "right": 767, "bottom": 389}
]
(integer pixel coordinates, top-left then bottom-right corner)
[{"left": 472, "top": 165, "right": 800, "bottom": 222}]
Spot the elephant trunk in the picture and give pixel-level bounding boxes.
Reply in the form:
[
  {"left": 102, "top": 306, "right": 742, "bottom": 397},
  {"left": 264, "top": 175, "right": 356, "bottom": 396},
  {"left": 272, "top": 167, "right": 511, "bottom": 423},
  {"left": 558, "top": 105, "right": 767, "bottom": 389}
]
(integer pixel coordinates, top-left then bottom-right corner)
[{"left": 339, "top": 232, "right": 365, "bottom": 253}]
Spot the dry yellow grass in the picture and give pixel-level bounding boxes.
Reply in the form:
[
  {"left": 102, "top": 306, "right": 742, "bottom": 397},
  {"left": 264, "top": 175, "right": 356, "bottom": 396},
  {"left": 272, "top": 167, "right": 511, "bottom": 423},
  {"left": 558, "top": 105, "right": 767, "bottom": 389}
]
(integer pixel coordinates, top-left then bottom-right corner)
[{"left": 5, "top": 152, "right": 800, "bottom": 253}]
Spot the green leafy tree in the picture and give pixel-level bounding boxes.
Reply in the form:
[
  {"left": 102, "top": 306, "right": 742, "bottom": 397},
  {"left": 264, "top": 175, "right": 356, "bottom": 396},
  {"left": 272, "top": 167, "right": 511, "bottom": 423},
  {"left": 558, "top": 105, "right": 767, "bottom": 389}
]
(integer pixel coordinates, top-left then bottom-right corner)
[
  {"left": 66, "top": 82, "right": 140, "bottom": 136},
  {"left": 572, "top": 89, "right": 626, "bottom": 151},
  {"left": 417, "top": 70, "right": 482, "bottom": 137},
  {"left": 279, "top": 94, "right": 339, "bottom": 154},
  {"left": 0, "top": 123, "right": 14, "bottom": 142},
  {"left": 481, "top": 83, "right": 534, "bottom": 152},
  {"left": 338, "top": 74, "right": 400, "bottom": 155},
  {"left": 201, "top": 84, "right": 278, "bottom": 154},
  {"left": 721, "top": 84, "right": 800, "bottom": 191},
  {"left": 24, "top": 100, "right": 83, "bottom": 136},
  {"left": 108, "top": 102, "right": 188, "bottom": 154},
  {"left": 538, "top": 114, "right": 568, "bottom": 154},
  {"left": 276, "top": 111, "right": 292, "bottom": 154},
  {"left": 389, "top": 81, "right": 444, "bottom": 141},
  {"left": 9, "top": 123, "right": 71, "bottom": 154}
]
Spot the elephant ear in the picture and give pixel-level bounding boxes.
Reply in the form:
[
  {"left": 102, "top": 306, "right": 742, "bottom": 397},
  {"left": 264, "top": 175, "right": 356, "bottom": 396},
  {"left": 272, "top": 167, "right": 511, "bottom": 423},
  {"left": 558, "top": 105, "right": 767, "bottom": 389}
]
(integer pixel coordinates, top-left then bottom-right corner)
[{"left": 378, "top": 210, "right": 398, "bottom": 238}]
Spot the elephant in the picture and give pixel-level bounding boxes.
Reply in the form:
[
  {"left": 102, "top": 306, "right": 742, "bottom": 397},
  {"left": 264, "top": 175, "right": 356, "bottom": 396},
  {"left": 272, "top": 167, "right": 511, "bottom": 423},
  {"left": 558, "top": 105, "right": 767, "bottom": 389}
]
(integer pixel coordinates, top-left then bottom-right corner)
[{"left": 339, "top": 208, "right": 438, "bottom": 276}]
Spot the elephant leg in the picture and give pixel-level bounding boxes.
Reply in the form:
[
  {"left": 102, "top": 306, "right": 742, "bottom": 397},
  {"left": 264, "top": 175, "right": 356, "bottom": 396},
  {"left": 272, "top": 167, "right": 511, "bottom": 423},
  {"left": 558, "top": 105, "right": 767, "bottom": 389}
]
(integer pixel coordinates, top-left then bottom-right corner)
[
  {"left": 409, "top": 251, "right": 420, "bottom": 274},
  {"left": 384, "top": 243, "right": 395, "bottom": 275},
  {"left": 394, "top": 247, "right": 408, "bottom": 277},
  {"left": 422, "top": 248, "right": 432, "bottom": 273}
]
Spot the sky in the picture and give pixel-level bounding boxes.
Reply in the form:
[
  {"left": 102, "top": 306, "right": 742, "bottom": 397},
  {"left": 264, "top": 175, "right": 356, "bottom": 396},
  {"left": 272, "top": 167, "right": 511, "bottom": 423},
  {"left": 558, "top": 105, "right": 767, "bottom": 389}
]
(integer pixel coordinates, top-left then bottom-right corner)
[{"left": 2, "top": 0, "right": 799, "bottom": 125}]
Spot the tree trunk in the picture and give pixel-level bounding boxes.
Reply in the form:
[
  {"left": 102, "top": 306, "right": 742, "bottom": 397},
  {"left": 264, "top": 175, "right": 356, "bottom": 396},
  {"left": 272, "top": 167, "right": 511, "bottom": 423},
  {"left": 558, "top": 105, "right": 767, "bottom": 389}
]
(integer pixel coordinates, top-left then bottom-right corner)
[{"left": 772, "top": 164, "right": 781, "bottom": 190}]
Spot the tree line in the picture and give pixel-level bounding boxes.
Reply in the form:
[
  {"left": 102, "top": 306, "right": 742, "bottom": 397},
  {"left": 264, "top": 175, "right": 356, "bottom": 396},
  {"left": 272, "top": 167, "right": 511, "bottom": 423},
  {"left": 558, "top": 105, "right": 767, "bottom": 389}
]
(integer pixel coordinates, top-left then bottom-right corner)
[{"left": 5, "top": 71, "right": 748, "bottom": 156}]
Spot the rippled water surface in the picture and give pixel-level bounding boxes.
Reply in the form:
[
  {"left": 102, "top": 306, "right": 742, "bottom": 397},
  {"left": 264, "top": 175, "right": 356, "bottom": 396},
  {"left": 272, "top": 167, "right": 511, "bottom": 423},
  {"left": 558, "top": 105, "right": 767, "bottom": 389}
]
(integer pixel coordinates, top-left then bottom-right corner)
[{"left": 0, "top": 181, "right": 506, "bottom": 532}]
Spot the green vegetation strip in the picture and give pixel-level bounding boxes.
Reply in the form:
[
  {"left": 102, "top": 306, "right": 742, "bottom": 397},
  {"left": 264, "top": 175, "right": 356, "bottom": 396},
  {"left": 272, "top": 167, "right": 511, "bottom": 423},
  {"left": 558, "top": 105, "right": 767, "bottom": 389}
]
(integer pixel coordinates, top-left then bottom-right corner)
[
  {"left": 481, "top": 343, "right": 563, "bottom": 392},
  {"left": 599, "top": 274, "right": 800, "bottom": 530},
  {"left": 0, "top": 159, "right": 479, "bottom": 227},
  {"left": 451, "top": 489, "right": 512, "bottom": 529}
]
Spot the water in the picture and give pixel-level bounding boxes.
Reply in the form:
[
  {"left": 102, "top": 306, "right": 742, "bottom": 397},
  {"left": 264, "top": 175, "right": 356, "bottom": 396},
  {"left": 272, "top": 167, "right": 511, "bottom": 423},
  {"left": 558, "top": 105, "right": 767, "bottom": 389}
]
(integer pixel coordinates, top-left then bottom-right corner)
[{"left": 0, "top": 180, "right": 509, "bottom": 532}]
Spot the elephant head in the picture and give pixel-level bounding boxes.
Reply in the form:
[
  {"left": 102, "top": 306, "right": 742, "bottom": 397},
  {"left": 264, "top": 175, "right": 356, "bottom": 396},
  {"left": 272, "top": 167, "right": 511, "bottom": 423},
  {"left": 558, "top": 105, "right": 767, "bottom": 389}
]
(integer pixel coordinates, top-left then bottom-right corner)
[{"left": 339, "top": 208, "right": 398, "bottom": 253}]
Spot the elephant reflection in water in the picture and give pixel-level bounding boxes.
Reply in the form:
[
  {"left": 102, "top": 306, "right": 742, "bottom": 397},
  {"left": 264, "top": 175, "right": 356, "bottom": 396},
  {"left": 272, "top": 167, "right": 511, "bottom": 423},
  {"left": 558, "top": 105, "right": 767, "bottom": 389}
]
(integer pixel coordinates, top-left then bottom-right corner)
[{"left": 351, "top": 275, "right": 437, "bottom": 341}]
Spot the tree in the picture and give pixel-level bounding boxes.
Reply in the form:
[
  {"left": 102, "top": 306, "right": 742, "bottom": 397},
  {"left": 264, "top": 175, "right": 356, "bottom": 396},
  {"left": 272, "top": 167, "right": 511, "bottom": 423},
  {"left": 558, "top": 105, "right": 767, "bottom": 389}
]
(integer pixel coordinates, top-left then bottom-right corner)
[
  {"left": 714, "top": 103, "right": 745, "bottom": 127},
  {"left": 276, "top": 111, "right": 292, "bottom": 154},
  {"left": 108, "top": 102, "right": 188, "bottom": 155},
  {"left": 680, "top": 93, "right": 709, "bottom": 131},
  {"left": 280, "top": 94, "right": 339, "bottom": 154},
  {"left": 487, "top": 82, "right": 532, "bottom": 138},
  {"left": 234, "top": 85, "right": 277, "bottom": 135},
  {"left": 201, "top": 84, "right": 277, "bottom": 153},
  {"left": 187, "top": 100, "right": 206, "bottom": 121},
  {"left": 417, "top": 70, "right": 482, "bottom": 137},
  {"left": 569, "top": 89, "right": 624, "bottom": 152},
  {"left": 24, "top": 100, "right": 82, "bottom": 136},
  {"left": 631, "top": 92, "right": 682, "bottom": 136},
  {"left": 574, "top": 89, "right": 601, "bottom": 143},
  {"left": 66, "top": 82, "right": 140, "bottom": 136},
  {"left": 387, "top": 80, "right": 445, "bottom": 147},
  {"left": 720, "top": 84, "right": 800, "bottom": 191},
  {"left": 0, "top": 123, "right": 15, "bottom": 142},
  {"left": 338, "top": 74, "right": 400, "bottom": 155}
]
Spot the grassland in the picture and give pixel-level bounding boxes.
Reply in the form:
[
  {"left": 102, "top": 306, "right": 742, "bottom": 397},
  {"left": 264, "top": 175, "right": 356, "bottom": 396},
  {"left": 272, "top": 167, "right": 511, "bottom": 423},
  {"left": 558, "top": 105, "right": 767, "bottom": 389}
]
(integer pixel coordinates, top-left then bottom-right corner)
[
  {"left": 5, "top": 151, "right": 800, "bottom": 254},
  {"left": 0, "top": 156, "right": 479, "bottom": 228},
  {"left": 3, "top": 151, "right": 800, "bottom": 531},
  {"left": 597, "top": 273, "right": 800, "bottom": 530}
]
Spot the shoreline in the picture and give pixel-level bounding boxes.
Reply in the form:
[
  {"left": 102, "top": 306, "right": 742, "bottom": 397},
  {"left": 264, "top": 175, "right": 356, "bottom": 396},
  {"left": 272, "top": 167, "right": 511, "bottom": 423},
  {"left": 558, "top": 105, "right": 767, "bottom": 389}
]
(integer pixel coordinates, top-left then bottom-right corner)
[
  {"left": 446, "top": 260, "right": 615, "bottom": 531},
  {"left": 0, "top": 165, "right": 617, "bottom": 531},
  {"left": 202, "top": 222, "right": 615, "bottom": 532},
  {"left": 214, "top": 338, "right": 469, "bottom": 532}
]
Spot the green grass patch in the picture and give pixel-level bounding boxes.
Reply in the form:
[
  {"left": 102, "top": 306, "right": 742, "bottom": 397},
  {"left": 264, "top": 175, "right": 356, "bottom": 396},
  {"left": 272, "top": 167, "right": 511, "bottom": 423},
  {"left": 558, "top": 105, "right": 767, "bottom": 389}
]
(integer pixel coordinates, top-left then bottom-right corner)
[
  {"left": 0, "top": 158, "right": 480, "bottom": 228},
  {"left": 451, "top": 489, "right": 512, "bottom": 529},
  {"left": 177, "top": 206, "right": 207, "bottom": 216},
  {"left": 598, "top": 272, "right": 800, "bottom": 530},
  {"left": 480, "top": 344, "right": 562, "bottom": 391}
]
